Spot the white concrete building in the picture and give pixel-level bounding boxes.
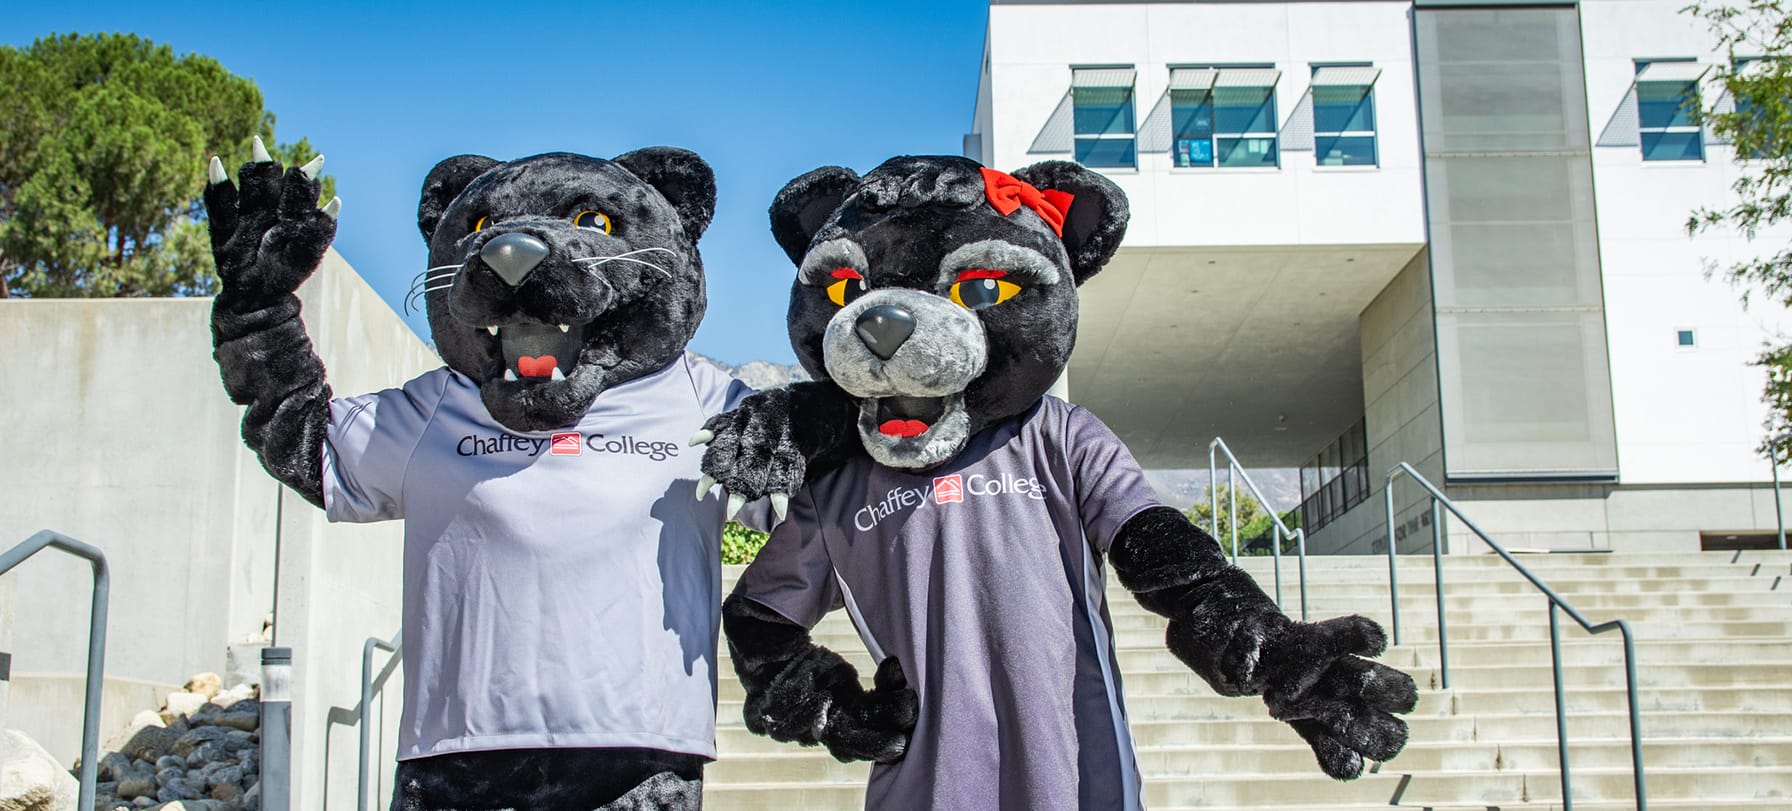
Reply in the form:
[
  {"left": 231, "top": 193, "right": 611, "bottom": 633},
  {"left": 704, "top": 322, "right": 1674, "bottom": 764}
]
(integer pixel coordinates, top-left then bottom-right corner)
[{"left": 971, "top": 0, "right": 1792, "bottom": 554}]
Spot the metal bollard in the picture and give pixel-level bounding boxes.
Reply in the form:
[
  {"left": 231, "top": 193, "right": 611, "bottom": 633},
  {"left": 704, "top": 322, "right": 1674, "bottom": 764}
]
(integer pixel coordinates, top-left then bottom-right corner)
[{"left": 261, "top": 647, "right": 292, "bottom": 811}]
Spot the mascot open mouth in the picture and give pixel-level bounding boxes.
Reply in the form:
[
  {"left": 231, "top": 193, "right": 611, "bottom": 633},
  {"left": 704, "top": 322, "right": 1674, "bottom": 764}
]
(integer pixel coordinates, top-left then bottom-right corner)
[
  {"left": 856, "top": 393, "right": 971, "bottom": 471},
  {"left": 874, "top": 396, "right": 949, "bottom": 438},
  {"left": 489, "top": 321, "right": 589, "bottom": 382}
]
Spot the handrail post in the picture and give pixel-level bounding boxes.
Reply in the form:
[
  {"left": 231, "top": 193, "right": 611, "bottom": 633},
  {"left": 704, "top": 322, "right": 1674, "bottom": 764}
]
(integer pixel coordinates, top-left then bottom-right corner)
[
  {"left": 1431, "top": 498, "right": 1449, "bottom": 689},
  {"left": 1228, "top": 465, "right": 1239, "bottom": 566},
  {"left": 1775, "top": 446, "right": 1787, "bottom": 551},
  {"left": 1384, "top": 478, "right": 1402, "bottom": 647},
  {"left": 1619, "top": 620, "right": 1647, "bottom": 811},
  {"left": 1550, "top": 602, "right": 1573, "bottom": 811},
  {"left": 0, "top": 531, "right": 109, "bottom": 811},
  {"left": 1270, "top": 506, "right": 1284, "bottom": 608},
  {"left": 261, "top": 647, "right": 293, "bottom": 811},
  {"left": 1294, "top": 528, "right": 1309, "bottom": 621},
  {"left": 360, "top": 632, "right": 402, "bottom": 811},
  {"left": 1209, "top": 445, "right": 1223, "bottom": 557}
]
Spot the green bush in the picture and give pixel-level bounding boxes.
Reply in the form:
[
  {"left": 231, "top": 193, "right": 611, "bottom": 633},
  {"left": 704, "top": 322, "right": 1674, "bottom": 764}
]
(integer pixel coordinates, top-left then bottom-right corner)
[{"left": 722, "top": 521, "right": 769, "bottom": 564}]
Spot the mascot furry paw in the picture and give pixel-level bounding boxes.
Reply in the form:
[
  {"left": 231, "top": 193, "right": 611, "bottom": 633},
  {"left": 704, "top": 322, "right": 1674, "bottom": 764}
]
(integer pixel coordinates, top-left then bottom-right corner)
[
  {"left": 714, "top": 156, "right": 1418, "bottom": 810},
  {"left": 206, "top": 138, "right": 753, "bottom": 811}
]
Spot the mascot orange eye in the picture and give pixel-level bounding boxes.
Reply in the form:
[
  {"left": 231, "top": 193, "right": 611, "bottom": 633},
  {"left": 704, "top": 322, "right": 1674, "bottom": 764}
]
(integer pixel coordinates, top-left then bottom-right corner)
[
  {"left": 573, "top": 210, "right": 613, "bottom": 233},
  {"left": 826, "top": 268, "right": 868, "bottom": 307},
  {"left": 473, "top": 216, "right": 488, "bottom": 232},
  {"left": 950, "top": 270, "right": 1021, "bottom": 310}
]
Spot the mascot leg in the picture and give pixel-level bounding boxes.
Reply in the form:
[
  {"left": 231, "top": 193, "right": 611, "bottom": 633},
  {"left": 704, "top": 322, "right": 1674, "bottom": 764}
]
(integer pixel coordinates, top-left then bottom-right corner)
[{"left": 388, "top": 748, "right": 703, "bottom": 811}]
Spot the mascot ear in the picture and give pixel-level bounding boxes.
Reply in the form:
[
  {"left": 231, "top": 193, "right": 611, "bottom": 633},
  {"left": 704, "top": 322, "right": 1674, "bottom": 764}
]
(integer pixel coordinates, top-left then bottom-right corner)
[
  {"left": 613, "top": 147, "right": 718, "bottom": 241},
  {"left": 418, "top": 155, "right": 500, "bottom": 241},
  {"left": 1009, "top": 161, "right": 1130, "bottom": 286},
  {"left": 769, "top": 166, "right": 861, "bottom": 265}
]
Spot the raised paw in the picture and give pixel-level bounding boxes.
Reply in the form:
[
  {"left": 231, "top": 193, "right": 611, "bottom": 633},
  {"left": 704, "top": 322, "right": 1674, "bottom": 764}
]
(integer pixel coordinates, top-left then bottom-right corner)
[
  {"left": 694, "top": 388, "right": 808, "bottom": 512},
  {"left": 204, "top": 136, "right": 340, "bottom": 306}
]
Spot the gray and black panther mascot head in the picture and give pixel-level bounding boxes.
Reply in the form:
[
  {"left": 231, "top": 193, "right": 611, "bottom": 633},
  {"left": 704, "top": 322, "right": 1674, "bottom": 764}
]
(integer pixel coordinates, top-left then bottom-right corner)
[
  {"left": 418, "top": 150, "right": 716, "bottom": 431},
  {"left": 770, "top": 155, "right": 1126, "bottom": 469}
]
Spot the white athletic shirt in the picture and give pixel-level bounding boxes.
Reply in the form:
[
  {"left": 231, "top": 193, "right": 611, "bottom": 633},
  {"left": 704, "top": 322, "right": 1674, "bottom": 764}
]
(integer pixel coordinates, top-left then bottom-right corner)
[{"left": 322, "top": 354, "right": 759, "bottom": 760}]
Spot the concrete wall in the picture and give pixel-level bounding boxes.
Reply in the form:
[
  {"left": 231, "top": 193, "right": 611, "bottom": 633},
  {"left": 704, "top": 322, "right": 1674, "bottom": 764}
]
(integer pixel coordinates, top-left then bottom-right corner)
[
  {"left": 1310, "top": 251, "right": 1444, "bottom": 555},
  {"left": 983, "top": 0, "right": 1427, "bottom": 249},
  {"left": 0, "top": 250, "right": 434, "bottom": 809},
  {"left": 0, "top": 296, "right": 278, "bottom": 760}
]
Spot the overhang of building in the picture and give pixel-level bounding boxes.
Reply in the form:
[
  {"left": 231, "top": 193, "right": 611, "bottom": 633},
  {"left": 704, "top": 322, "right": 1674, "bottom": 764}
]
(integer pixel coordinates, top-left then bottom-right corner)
[{"left": 1070, "top": 243, "right": 1423, "bottom": 468}]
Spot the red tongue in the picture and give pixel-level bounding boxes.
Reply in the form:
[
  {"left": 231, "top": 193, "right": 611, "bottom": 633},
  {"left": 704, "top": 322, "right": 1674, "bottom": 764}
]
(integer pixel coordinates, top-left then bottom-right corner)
[
  {"left": 516, "top": 355, "right": 559, "bottom": 378},
  {"left": 879, "top": 419, "right": 930, "bottom": 438}
]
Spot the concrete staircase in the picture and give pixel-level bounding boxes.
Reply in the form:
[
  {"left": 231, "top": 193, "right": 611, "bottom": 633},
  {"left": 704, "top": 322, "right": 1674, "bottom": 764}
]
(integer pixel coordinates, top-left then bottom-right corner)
[{"left": 708, "top": 549, "right": 1792, "bottom": 809}]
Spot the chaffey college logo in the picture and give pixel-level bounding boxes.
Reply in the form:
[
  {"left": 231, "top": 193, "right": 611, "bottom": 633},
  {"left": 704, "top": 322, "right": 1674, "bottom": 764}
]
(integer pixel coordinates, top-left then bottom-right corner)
[{"left": 854, "top": 471, "right": 1047, "bottom": 532}]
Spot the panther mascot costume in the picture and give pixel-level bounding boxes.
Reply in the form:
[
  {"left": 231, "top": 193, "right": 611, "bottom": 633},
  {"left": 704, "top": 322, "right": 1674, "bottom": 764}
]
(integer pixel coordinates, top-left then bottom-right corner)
[
  {"left": 698, "top": 155, "right": 1419, "bottom": 810},
  {"left": 203, "top": 137, "right": 833, "bottom": 810}
]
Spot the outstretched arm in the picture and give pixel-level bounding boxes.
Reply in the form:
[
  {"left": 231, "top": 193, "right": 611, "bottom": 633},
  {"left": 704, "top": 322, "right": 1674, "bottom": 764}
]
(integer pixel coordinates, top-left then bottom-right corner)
[
  {"left": 1108, "top": 506, "right": 1417, "bottom": 779},
  {"left": 722, "top": 594, "right": 916, "bottom": 763},
  {"left": 694, "top": 380, "right": 862, "bottom": 515},
  {"left": 205, "top": 138, "right": 341, "bottom": 508}
]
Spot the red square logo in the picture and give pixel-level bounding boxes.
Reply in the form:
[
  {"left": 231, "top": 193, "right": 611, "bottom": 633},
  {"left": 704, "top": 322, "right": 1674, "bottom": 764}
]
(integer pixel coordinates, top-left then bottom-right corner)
[
  {"left": 933, "top": 474, "right": 964, "bottom": 504},
  {"left": 550, "top": 432, "right": 583, "bottom": 456}
]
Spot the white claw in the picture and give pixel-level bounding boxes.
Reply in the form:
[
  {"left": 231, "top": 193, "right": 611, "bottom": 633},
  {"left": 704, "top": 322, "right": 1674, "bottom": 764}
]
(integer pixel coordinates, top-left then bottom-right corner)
[
  {"left": 503, "top": 369, "right": 518, "bottom": 382},
  {"left": 558, "top": 324, "right": 570, "bottom": 333},
  {"left": 550, "top": 367, "right": 566, "bottom": 381},
  {"left": 207, "top": 156, "right": 227, "bottom": 185},
  {"left": 696, "top": 475, "right": 717, "bottom": 500},
  {"left": 299, "top": 155, "right": 325, "bottom": 180},
  {"left": 251, "top": 136, "right": 271, "bottom": 163},
  {"left": 726, "top": 493, "right": 746, "bottom": 520},
  {"left": 771, "top": 493, "right": 790, "bottom": 522},
  {"left": 487, "top": 325, "right": 500, "bottom": 336},
  {"left": 689, "top": 429, "right": 715, "bottom": 447},
  {"left": 322, "top": 197, "right": 342, "bottom": 219}
]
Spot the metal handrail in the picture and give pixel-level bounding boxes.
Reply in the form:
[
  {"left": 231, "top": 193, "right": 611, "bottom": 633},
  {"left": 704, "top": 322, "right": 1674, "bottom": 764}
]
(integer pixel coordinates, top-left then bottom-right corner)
[
  {"left": 358, "top": 630, "right": 402, "bottom": 811},
  {"left": 0, "top": 531, "right": 109, "bottom": 811},
  {"left": 1384, "top": 463, "right": 1646, "bottom": 811},
  {"left": 1208, "top": 437, "right": 1308, "bottom": 620}
]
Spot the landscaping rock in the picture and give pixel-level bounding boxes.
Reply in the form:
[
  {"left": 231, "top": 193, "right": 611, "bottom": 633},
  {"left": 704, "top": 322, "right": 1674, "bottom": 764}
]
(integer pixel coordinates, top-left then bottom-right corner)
[
  {"left": 183, "top": 673, "right": 222, "bottom": 700},
  {"left": 0, "top": 730, "right": 77, "bottom": 811}
]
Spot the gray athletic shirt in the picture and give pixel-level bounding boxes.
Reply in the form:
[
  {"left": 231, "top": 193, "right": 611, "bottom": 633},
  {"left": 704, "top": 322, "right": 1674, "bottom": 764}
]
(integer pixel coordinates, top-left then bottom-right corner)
[
  {"left": 734, "top": 397, "right": 1162, "bottom": 811},
  {"left": 322, "top": 354, "right": 759, "bottom": 761}
]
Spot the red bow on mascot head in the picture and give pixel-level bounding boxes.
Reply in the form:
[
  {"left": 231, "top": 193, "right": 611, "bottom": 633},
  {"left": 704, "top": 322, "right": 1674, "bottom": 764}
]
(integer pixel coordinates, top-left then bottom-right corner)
[{"left": 980, "top": 167, "right": 1074, "bottom": 238}]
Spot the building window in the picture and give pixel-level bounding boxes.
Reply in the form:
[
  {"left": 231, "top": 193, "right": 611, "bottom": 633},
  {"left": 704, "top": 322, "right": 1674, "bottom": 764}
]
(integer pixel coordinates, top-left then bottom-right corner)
[
  {"left": 1677, "top": 329, "right": 1696, "bottom": 347},
  {"left": 1311, "top": 65, "right": 1381, "bottom": 166},
  {"left": 1072, "top": 67, "right": 1138, "bottom": 169},
  {"left": 1297, "top": 418, "right": 1370, "bottom": 534},
  {"left": 1171, "top": 67, "right": 1280, "bottom": 168},
  {"left": 1635, "top": 59, "right": 1707, "bottom": 162}
]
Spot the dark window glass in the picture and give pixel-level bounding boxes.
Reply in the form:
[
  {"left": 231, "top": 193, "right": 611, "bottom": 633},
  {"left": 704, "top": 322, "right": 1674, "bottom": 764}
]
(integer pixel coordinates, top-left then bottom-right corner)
[
  {"left": 1073, "top": 86, "right": 1136, "bottom": 135},
  {"left": 1641, "top": 130, "right": 1704, "bottom": 161},
  {"left": 1075, "top": 137, "right": 1137, "bottom": 168},
  {"left": 1214, "top": 87, "right": 1276, "bottom": 133},
  {"left": 1313, "top": 86, "right": 1376, "bottom": 133}
]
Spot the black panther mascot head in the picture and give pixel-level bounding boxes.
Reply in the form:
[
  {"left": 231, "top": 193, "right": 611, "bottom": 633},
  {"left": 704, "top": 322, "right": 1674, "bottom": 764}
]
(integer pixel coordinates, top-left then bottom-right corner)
[
  {"left": 768, "top": 155, "right": 1126, "bottom": 470},
  {"left": 417, "top": 150, "right": 716, "bottom": 431}
]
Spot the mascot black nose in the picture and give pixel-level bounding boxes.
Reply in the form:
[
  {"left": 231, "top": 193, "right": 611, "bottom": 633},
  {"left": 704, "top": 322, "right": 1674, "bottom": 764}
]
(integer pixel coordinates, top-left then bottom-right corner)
[
  {"left": 855, "top": 305, "right": 916, "bottom": 361},
  {"left": 480, "top": 232, "right": 550, "bottom": 287}
]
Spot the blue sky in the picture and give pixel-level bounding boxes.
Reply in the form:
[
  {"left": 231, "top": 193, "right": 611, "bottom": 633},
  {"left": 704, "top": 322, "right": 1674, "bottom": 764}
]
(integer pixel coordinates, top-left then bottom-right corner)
[{"left": 3, "top": 1, "right": 991, "bottom": 365}]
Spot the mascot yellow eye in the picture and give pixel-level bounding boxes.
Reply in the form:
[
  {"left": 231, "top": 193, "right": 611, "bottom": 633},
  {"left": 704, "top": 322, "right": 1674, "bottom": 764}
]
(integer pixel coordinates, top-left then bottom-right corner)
[
  {"left": 473, "top": 216, "right": 488, "bottom": 232},
  {"left": 826, "top": 268, "right": 868, "bottom": 307},
  {"left": 573, "top": 210, "right": 613, "bottom": 233},
  {"left": 950, "top": 270, "right": 1021, "bottom": 310}
]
